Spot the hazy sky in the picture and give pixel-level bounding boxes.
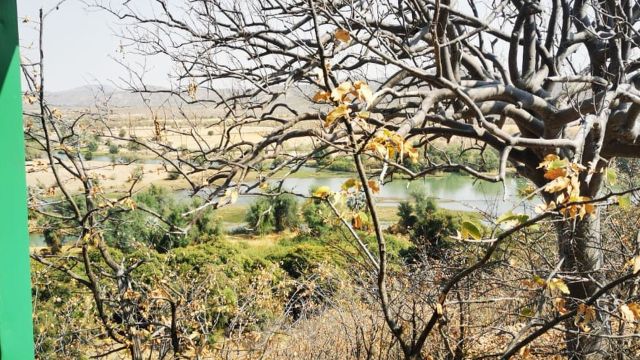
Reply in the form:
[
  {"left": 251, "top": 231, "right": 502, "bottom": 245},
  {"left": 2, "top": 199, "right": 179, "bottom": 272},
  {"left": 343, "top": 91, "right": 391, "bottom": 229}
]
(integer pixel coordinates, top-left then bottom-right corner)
[{"left": 17, "top": 0, "right": 167, "bottom": 92}]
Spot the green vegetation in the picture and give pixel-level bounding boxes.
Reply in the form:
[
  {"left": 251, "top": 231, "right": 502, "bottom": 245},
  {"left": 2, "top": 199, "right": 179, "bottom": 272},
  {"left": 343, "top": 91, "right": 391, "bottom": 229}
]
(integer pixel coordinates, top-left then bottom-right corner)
[
  {"left": 108, "top": 144, "right": 119, "bottom": 154},
  {"left": 245, "top": 194, "right": 299, "bottom": 234},
  {"left": 104, "top": 185, "right": 222, "bottom": 252},
  {"left": 31, "top": 182, "right": 480, "bottom": 358},
  {"left": 86, "top": 140, "right": 99, "bottom": 152}
]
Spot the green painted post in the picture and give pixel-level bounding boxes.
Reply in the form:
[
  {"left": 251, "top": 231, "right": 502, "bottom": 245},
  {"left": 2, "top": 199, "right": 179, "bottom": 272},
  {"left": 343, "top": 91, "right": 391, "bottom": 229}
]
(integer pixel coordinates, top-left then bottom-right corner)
[{"left": 0, "top": 0, "right": 36, "bottom": 359}]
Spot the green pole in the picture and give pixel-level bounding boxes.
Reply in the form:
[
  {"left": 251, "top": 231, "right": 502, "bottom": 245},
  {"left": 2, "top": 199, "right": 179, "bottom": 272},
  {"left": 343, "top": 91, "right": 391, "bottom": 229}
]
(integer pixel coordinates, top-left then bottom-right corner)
[{"left": 0, "top": 0, "right": 36, "bottom": 358}]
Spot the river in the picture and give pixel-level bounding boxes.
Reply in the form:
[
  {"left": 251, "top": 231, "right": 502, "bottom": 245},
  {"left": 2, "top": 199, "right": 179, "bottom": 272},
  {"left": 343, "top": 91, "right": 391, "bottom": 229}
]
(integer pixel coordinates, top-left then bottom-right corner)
[{"left": 31, "top": 167, "right": 539, "bottom": 247}]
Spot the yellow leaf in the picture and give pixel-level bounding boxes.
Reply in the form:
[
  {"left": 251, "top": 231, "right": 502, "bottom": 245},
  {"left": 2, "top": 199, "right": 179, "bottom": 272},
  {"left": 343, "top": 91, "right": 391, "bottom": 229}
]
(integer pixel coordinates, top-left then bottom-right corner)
[
  {"left": 121, "top": 198, "right": 136, "bottom": 210},
  {"left": 548, "top": 278, "right": 570, "bottom": 295},
  {"left": 331, "top": 82, "right": 352, "bottom": 102},
  {"left": 628, "top": 303, "right": 640, "bottom": 318},
  {"left": 544, "top": 176, "right": 571, "bottom": 193},
  {"left": 352, "top": 212, "right": 363, "bottom": 229},
  {"left": 325, "top": 103, "right": 351, "bottom": 127},
  {"left": 535, "top": 201, "right": 556, "bottom": 214},
  {"left": 404, "top": 142, "right": 419, "bottom": 163},
  {"left": 312, "top": 186, "right": 332, "bottom": 199},
  {"left": 341, "top": 178, "right": 359, "bottom": 191},
  {"left": 188, "top": 80, "right": 198, "bottom": 99},
  {"left": 618, "top": 195, "right": 632, "bottom": 209},
  {"left": 365, "top": 141, "right": 388, "bottom": 158},
  {"left": 356, "top": 111, "right": 370, "bottom": 119},
  {"left": 335, "top": 28, "right": 351, "bottom": 43},
  {"left": 353, "top": 80, "right": 373, "bottom": 105},
  {"left": 24, "top": 94, "right": 37, "bottom": 104}
]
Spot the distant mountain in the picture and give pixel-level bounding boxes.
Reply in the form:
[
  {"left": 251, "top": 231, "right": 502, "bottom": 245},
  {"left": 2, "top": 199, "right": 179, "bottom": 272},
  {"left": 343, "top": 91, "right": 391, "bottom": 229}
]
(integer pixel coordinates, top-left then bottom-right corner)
[
  {"left": 37, "top": 82, "right": 359, "bottom": 117},
  {"left": 42, "top": 84, "right": 177, "bottom": 109}
]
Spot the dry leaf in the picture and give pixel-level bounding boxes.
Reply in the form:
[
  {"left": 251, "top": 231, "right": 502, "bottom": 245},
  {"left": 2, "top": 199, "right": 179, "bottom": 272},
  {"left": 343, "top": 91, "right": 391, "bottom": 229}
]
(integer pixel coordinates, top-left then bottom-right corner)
[
  {"left": 335, "top": 28, "right": 351, "bottom": 43},
  {"left": 313, "top": 90, "right": 331, "bottom": 103},
  {"left": 548, "top": 278, "right": 570, "bottom": 295},
  {"left": 367, "top": 180, "right": 380, "bottom": 194},
  {"left": 331, "top": 82, "right": 352, "bottom": 102},
  {"left": 325, "top": 103, "right": 351, "bottom": 127}
]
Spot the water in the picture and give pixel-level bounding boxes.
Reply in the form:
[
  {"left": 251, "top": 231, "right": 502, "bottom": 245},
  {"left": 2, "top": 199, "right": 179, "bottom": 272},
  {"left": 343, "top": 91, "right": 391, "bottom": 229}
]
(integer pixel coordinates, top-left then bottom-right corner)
[
  {"left": 176, "top": 170, "right": 536, "bottom": 215},
  {"left": 272, "top": 172, "right": 533, "bottom": 215},
  {"left": 30, "top": 170, "right": 538, "bottom": 246}
]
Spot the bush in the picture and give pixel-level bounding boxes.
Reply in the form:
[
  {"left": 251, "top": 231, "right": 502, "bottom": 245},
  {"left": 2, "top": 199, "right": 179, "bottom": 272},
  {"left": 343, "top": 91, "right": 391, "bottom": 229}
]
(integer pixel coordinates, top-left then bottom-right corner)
[
  {"left": 397, "top": 201, "right": 416, "bottom": 230},
  {"left": 126, "top": 141, "right": 141, "bottom": 151},
  {"left": 397, "top": 190, "right": 456, "bottom": 255},
  {"left": 130, "top": 165, "right": 144, "bottom": 181},
  {"left": 118, "top": 128, "right": 127, "bottom": 137},
  {"left": 325, "top": 158, "right": 355, "bottom": 172},
  {"left": 84, "top": 151, "right": 94, "bottom": 161},
  {"left": 104, "top": 185, "right": 223, "bottom": 252},
  {"left": 302, "top": 199, "right": 331, "bottom": 235},
  {"left": 246, "top": 194, "right": 299, "bottom": 234},
  {"left": 108, "top": 144, "right": 119, "bottom": 154},
  {"left": 86, "top": 141, "right": 99, "bottom": 152},
  {"left": 166, "top": 170, "right": 180, "bottom": 180},
  {"left": 25, "top": 140, "right": 44, "bottom": 161},
  {"left": 273, "top": 194, "right": 299, "bottom": 232}
]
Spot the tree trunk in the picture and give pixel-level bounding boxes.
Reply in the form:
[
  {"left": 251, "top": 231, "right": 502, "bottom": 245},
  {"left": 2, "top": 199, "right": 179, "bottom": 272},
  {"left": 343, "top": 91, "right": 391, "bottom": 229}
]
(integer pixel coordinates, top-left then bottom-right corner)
[{"left": 556, "top": 212, "right": 610, "bottom": 360}]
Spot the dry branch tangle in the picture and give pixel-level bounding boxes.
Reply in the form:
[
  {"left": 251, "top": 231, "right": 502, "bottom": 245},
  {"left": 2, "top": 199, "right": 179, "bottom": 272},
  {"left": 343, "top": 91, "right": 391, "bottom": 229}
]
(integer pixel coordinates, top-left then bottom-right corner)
[{"left": 92, "top": 0, "right": 640, "bottom": 358}]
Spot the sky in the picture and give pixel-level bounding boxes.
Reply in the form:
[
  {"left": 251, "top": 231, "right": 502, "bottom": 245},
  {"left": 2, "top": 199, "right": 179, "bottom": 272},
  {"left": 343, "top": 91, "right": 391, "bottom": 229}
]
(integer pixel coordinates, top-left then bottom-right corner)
[{"left": 17, "top": 0, "right": 167, "bottom": 92}]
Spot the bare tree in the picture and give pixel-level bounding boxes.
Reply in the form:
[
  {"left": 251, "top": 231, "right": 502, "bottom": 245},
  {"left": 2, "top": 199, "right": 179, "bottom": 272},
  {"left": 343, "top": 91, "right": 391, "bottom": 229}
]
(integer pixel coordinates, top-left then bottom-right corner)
[{"left": 83, "top": 0, "right": 640, "bottom": 358}]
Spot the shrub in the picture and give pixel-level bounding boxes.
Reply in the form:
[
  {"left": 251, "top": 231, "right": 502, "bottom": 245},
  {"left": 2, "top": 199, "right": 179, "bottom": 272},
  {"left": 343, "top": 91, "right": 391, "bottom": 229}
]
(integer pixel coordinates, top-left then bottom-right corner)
[
  {"left": 108, "top": 144, "right": 119, "bottom": 154},
  {"left": 130, "top": 165, "right": 144, "bottom": 181},
  {"left": 397, "top": 190, "right": 456, "bottom": 255},
  {"left": 302, "top": 199, "right": 331, "bottom": 235},
  {"left": 273, "top": 194, "right": 299, "bottom": 232},
  {"left": 166, "top": 170, "right": 180, "bottom": 180},
  {"left": 397, "top": 201, "right": 416, "bottom": 230},
  {"left": 118, "top": 128, "right": 127, "bottom": 137},
  {"left": 86, "top": 141, "right": 99, "bottom": 152},
  {"left": 104, "top": 185, "right": 223, "bottom": 252},
  {"left": 25, "top": 140, "right": 44, "bottom": 161},
  {"left": 126, "top": 141, "right": 141, "bottom": 151},
  {"left": 245, "top": 194, "right": 299, "bottom": 234},
  {"left": 325, "top": 158, "right": 355, "bottom": 172},
  {"left": 83, "top": 151, "right": 94, "bottom": 161}
]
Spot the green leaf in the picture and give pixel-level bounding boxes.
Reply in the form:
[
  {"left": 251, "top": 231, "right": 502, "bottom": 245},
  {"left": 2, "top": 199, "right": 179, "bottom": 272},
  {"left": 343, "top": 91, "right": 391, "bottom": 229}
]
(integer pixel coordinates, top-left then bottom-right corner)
[
  {"left": 547, "top": 159, "right": 569, "bottom": 170},
  {"left": 358, "top": 211, "right": 369, "bottom": 224},
  {"left": 618, "top": 195, "right": 631, "bottom": 209},
  {"left": 519, "top": 307, "right": 534, "bottom": 319},
  {"left": 606, "top": 168, "right": 618, "bottom": 186},
  {"left": 497, "top": 212, "right": 529, "bottom": 225},
  {"left": 461, "top": 221, "right": 483, "bottom": 240}
]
